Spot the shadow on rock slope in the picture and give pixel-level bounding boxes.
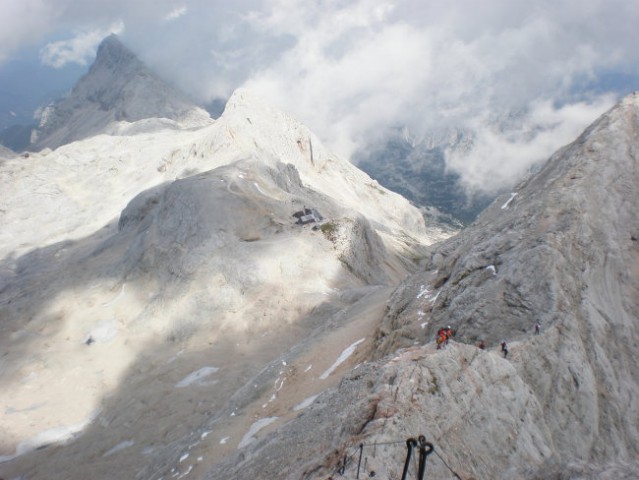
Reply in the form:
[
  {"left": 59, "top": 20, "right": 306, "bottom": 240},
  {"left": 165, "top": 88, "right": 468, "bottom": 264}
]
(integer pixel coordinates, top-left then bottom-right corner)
[
  {"left": 0, "top": 155, "right": 428, "bottom": 478},
  {"left": 164, "top": 93, "right": 639, "bottom": 480}
]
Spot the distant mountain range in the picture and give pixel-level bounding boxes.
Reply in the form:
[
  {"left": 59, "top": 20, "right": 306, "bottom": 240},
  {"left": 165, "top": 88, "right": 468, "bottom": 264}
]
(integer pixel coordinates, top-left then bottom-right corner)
[{"left": 354, "top": 128, "right": 498, "bottom": 225}]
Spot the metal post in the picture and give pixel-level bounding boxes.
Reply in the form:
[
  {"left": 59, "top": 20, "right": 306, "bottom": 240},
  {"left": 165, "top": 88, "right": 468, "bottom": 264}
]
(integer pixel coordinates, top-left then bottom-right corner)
[
  {"left": 356, "top": 443, "right": 364, "bottom": 479},
  {"left": 400, "top": 438, "right": 417, "bottom": 480},
  {"left": 416, "top": 436, "right": 434, "bottom": 480}
]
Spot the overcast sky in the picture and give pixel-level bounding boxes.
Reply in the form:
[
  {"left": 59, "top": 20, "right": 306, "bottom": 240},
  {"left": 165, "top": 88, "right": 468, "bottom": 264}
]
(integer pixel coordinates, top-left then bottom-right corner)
[{"left": 1, "top": 0, "right": 638, "bottom": 192}]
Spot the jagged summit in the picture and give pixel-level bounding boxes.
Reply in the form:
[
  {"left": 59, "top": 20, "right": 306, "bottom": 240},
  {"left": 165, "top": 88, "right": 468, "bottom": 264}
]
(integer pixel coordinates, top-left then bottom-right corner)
[
  {"left": 93, "top": 34, "right": 138, "bottom": 71},
  {"left": 29, "top": 35, "right": 212, "bottom": 150}
]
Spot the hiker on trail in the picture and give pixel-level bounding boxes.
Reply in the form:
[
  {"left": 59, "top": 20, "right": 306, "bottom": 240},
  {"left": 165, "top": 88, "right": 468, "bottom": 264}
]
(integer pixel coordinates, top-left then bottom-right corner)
[
  {"left": 436, "top": 329, "right": 447, "bottom": 349},
  {"left": 535, "top": 322, "right": 541, "bottom": 335},
  {"left": 436, "top": 326, "right": 455, "bottom": 349},
  {"left": 501, "top": 341, "right": 508, "bottom": 358},
  {"left": 478, "top": 339, "right": 486, "bottom": 350}
]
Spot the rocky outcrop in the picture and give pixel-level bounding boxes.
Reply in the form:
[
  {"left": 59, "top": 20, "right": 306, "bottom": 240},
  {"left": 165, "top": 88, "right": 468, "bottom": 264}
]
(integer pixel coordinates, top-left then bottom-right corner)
[{"left": 373, "top": 93, "right": 639, "bottom": 476}]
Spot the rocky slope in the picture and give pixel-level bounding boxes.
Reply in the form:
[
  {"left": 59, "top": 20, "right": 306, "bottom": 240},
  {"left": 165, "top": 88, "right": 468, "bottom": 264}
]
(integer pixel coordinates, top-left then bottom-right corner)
[
  {"left": 194, "top": 93, "right": 639, "bottom": 479},
  {"left": 29, "top": 34, "right": 212, "bottom": 150},
  {"left": 0, "top": 77, "right": 452, "bottom": 479}
]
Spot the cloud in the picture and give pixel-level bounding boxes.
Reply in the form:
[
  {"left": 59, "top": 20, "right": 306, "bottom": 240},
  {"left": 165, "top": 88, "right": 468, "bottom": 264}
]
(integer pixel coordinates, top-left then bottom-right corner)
[
  {"left": 39, "top": 22, "right": 125, "bottom": 68},
  {"left": 0, "top": 0, "right": 59, "bottom": 63},
  {"left": 446, "top": 96, "right": 616, "bottom": 193},
  {"left": 234, "top": 0, "right": 638, "bottom": 190},
  {"left": 0, "top": 0, "right": 190, "bottom": 65},
  {"left": 2, "top": 0, "right": 638, "bottom": 192},
  {"left": 164, "top": 6, "right": 187, "bottom": 22}
]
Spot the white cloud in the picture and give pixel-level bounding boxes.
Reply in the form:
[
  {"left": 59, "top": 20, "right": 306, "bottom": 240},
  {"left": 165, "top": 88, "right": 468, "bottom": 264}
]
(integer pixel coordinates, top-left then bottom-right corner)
[
  {"left": 164, "top": 6, "right": 187, "bottom": 22},
  {"left": 234, "top": 0, "right": 637, "bottom": 190},
  {"left": 0, "top": 0, "right": 58, "bottom": 63},
  {"left": 1, "top": 0, "right": 638, "bottom": 192},
  {"left": 39, "top": 22, "right": 125, "bottom": 68},
  {"left": 446, "top": 96, "right": 616, "bottom": 193}
]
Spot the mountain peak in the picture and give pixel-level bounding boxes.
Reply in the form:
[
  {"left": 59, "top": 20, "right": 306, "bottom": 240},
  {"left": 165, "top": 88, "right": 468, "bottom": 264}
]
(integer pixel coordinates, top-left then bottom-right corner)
[
  {"left": 29, "top": 35, "right": 211, "bottom": 150},
  {"left": 92, "top": 34, "right": 139, "bottom": 72},
  {"left": 100, "top": 32, "right": 122, "bottom": 47}
]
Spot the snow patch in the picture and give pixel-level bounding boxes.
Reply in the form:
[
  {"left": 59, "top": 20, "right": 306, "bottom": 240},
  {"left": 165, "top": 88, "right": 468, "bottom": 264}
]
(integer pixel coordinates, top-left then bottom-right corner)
[
  {"left": 175, "top": 366, "right": 219, "bottom": 388},
  {"left": 0, "top": 417, "right": 94, "bottom": 463},
  {"left": 103, "top": 439, "right": 135, "bottom": 457},
  {"left": 320, "top": 338, "right": 365, "bottom": 380},
  {"left": 253, "top": 181, "right": 268, "bottom": 196},
  {"left": 293, "top": 394, "right": 319, "bottom": 411},
  {"left": 416, "top": 284, "right": 431, "bottom": 299},
  {"left": 102, "top": 283, "right": 126, "bottom": 307},
  {"left": 177, "top": 465, "right": 193, "bottom": 478},
  {"left": 238, "top": 417, "right": 278, "bottom": 449},
  {"left": 416, "top": 285, "right": 440, "bottom": 305},
  {"left": 84, "top": 320, "right": 118, "bottom": 344},
  {"left": 501, "top": 192, "right": 517, "bottom": 209},
  {"left": 274, "top": 375, "right": 285, "bottom": 391}
]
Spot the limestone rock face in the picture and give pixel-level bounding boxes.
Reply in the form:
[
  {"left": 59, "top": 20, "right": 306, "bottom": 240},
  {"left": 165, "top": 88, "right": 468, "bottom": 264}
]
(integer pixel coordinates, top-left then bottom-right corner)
[
  {"left": 30, "top": 34, "right": 212, "bottom": 150},
  {"left": 200, "top": 94, "right": 639, "bottom": 479},
  {"left": 373, "top": 93, "right": 639, "bottom": 476}
]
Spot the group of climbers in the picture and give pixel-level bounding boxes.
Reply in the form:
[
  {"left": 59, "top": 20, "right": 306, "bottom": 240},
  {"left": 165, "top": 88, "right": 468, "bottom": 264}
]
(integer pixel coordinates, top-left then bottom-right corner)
[
  {"left": 433, "top": 320, "right": 542, "bottom": 356},
  {"left": 435, "top": 326, "right": 455, "bottom": 349}
]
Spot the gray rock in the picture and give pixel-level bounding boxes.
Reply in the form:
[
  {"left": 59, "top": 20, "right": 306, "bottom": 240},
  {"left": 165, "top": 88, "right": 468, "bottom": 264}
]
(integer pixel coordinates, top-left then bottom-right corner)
[
  {"left": 200, "top": 93, "right": 639, "bottom": 479},
  {"left": 30, "top": 35, "right": 211, "bottom": 150}
]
